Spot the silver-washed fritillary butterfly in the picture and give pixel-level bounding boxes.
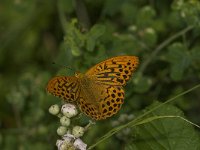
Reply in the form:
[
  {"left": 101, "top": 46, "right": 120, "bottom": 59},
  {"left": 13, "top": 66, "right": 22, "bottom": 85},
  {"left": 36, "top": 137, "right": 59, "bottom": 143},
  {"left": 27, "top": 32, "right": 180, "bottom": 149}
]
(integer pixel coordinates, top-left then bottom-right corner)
[{"left": 47, "top": 56, "right": 139, "bottom": 120}]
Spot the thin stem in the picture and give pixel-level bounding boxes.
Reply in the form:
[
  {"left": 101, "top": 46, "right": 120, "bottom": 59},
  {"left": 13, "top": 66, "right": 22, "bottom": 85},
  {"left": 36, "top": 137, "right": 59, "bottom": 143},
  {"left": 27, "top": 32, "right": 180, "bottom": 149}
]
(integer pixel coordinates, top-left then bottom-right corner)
[
  {"left": 74, "top": 0, "right": 91, "bottom": 30},
  {"left": 57, "top": 0, "right": 68, "bottom": 33},
  {"left": 139, "top": 25, "right": 194, "bottom": 73},
  {"left": 84, "top": 120, "right": 96, "bottom": 131}
]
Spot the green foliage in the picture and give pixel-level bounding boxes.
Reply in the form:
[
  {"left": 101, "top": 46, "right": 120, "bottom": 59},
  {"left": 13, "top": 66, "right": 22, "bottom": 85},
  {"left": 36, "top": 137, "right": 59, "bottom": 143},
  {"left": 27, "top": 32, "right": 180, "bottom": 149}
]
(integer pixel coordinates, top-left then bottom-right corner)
[
  {"left": 166, "top": 42, "right": 191, "bottom": 81},
  {"left": 86, "top": 24, "right": 105, "bottom": 52},
  {"left": 133, "top": 73, "right": 152, "bottom": 93},
  {"left": 126, "top": 102, "right": 200, "bottom": 150},
  {"left": 64, "top": 20, "right": 105, "bottom": 56},
  {"left": 1, "top": 0, "right": 200, "bottom": 149},
  {"left": 172, "top": 0, "right": 200, "bottom": 26}
]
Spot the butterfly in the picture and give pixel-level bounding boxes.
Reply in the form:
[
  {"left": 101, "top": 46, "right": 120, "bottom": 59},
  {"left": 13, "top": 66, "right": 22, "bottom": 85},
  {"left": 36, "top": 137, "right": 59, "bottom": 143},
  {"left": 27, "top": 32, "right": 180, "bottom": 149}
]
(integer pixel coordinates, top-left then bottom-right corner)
[{"left": 47, "top": 56, "right": 139, "bottom": 120}]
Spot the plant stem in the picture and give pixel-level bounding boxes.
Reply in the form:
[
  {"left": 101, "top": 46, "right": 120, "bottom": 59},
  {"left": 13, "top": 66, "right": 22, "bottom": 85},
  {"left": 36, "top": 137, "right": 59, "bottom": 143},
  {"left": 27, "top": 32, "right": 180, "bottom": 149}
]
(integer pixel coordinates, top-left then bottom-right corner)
[
  {"left": 57, "top": 1, "right": 68, "bottom": 33},
  {"left": 74, "top": 0, "right": 91, "bottom": 30},
  {"left": 139, "top": 25, "right": 194, "bottom": 74}
]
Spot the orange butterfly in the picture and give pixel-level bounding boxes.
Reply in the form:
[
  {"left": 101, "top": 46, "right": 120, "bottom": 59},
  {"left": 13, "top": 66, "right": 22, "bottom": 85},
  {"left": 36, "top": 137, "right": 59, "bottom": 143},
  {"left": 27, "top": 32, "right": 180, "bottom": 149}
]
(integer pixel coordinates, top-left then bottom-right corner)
[{"left": 47, "top": 56, "right": 139, "bottom": 120}]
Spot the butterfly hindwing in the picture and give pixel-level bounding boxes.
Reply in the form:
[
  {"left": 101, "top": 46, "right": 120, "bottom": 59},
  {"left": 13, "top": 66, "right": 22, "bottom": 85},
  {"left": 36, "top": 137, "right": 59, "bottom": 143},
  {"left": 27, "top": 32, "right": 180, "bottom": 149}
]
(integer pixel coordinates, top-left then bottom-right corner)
[
  {"left": 98, "top": 85, "right": 125, "bottom": 120},
  {"left": 46, "top": 76, "right": 80, "bottom": 102},
  {"left": 77, "top": 84, "right": 125, "bottom": 120},
  {"left": 85, "top": 56, "right": 139, "bottom": 86}
]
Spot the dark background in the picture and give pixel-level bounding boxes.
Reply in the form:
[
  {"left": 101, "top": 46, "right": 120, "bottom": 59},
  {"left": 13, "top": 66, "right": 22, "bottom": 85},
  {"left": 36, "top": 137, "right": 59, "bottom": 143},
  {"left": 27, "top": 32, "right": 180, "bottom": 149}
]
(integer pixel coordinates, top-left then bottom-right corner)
[{"left": 0, "top": 0, "right": 200, "bottom": 149}]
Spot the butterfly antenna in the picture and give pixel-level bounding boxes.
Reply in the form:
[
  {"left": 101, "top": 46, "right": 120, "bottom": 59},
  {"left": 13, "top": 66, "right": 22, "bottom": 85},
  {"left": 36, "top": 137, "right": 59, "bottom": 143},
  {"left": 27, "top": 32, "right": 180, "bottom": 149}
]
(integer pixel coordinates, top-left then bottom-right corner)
[{"left": 52, "top": 62, "right": 75, "bottom": 72}]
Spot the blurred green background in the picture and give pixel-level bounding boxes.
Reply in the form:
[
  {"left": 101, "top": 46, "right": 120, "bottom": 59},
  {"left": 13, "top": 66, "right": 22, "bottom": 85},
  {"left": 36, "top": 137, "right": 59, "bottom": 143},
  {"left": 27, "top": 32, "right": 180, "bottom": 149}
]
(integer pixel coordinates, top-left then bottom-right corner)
[{"left": 0, "top": 0, "right": 200, "bottom": 149}]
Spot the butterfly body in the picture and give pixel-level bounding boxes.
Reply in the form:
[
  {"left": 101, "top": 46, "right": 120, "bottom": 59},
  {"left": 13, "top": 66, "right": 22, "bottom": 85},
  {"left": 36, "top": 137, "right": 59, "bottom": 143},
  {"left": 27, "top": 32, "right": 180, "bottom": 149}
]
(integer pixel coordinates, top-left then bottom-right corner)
[{"left": 47, "top": 56, "right": 139, "bottom": 120}]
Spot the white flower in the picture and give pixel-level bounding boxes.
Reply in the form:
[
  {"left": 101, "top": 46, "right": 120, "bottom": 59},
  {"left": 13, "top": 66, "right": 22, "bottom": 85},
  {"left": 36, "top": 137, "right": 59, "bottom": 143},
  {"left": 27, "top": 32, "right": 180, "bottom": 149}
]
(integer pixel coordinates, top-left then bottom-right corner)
[
  {"left": 56, "top": 139, "right": 75, "bottom": 150},
  {"left": 56, "top": 134, "right": 75, "bottom": 150},
  {"left": 56, "top": 139, "right": 63, "bottom": 148},
  {"left": 62, "top": 134, "right": 75, "bottom": 142},
  {"left": 61, "top": 104, "right": 78, "bottom": 118},
  {"left": 56, "top": 134, "right": 87, "bottom": 150},
  {"left": 74, "top": 138, "right": 87, "bottom": 150}
]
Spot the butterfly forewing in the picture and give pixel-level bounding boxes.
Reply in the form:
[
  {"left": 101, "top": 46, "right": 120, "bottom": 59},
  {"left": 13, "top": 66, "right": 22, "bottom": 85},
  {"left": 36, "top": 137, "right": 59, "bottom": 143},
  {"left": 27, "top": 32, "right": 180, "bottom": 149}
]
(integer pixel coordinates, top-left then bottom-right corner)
[
  {"left": 85, "top": 56, "right": 139, "bottom": 86},
  {"left": 47, "top": 76, "right": 80, "bottom": 102}
]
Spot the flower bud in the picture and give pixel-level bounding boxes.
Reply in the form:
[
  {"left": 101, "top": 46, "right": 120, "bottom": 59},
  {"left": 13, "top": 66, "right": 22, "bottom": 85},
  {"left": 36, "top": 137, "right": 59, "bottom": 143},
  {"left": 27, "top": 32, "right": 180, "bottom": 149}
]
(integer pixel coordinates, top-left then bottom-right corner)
[
  {"left": 72, "top": 126, "right": 85, "bottom": 138},
  {"left": 49, "top": 104, "right": 60, "bottom": 115},
  {"left": 57, "top": 126, "right": 68, "bottom": 136},
  {"left": 60, "top": 116, "right": 71, "bottom": 126}
]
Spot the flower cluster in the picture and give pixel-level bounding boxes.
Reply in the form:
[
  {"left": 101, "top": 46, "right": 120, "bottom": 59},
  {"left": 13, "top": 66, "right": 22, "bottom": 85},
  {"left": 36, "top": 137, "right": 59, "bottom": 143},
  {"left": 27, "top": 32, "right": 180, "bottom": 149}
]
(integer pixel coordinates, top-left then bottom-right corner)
[
  {"left": 49, "top": 103, "right": 92, "bottom": 150},
  {"left": 56, "top": 134, "right": 87, "bottom": 150}
]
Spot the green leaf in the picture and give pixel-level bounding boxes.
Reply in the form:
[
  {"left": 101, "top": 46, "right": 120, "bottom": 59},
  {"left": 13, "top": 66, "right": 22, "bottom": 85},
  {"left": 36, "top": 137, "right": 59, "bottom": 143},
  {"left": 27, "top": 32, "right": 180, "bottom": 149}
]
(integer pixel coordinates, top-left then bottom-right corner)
[
  {"left": 71, "top": 46, "right": 82, "bottom": 56},
  {"left": 102, "top": 0, "right": 124, "bottom": 16},
  {"left": 136, "top": 6, "right": 156, "bottom": 28},
  {"left": 86, "top": 24, "right": 105, "bottom": 52},
  {"left": 167, "top": 42, "right": 191, "bottom": 81},
  {"left": 125, "top": 101, "right": 200, "bottom": 150},
  {"left": 64, "top": 19, "right": 85, "bottom": 56},
  {"left": 132, "top": 73, "right": 152, "bottom": 93},
  {"left": 142, "top": 28, "right": 157, "bottom": 47},
  {"left": 90, "top": 24, "right": 106, "bottom": 38},
  {"left": 172, "top": 0, "right": 200, "bottom": 27},
  {"left": 121, "top": 3, "right": 137, "bottom": 24}
]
